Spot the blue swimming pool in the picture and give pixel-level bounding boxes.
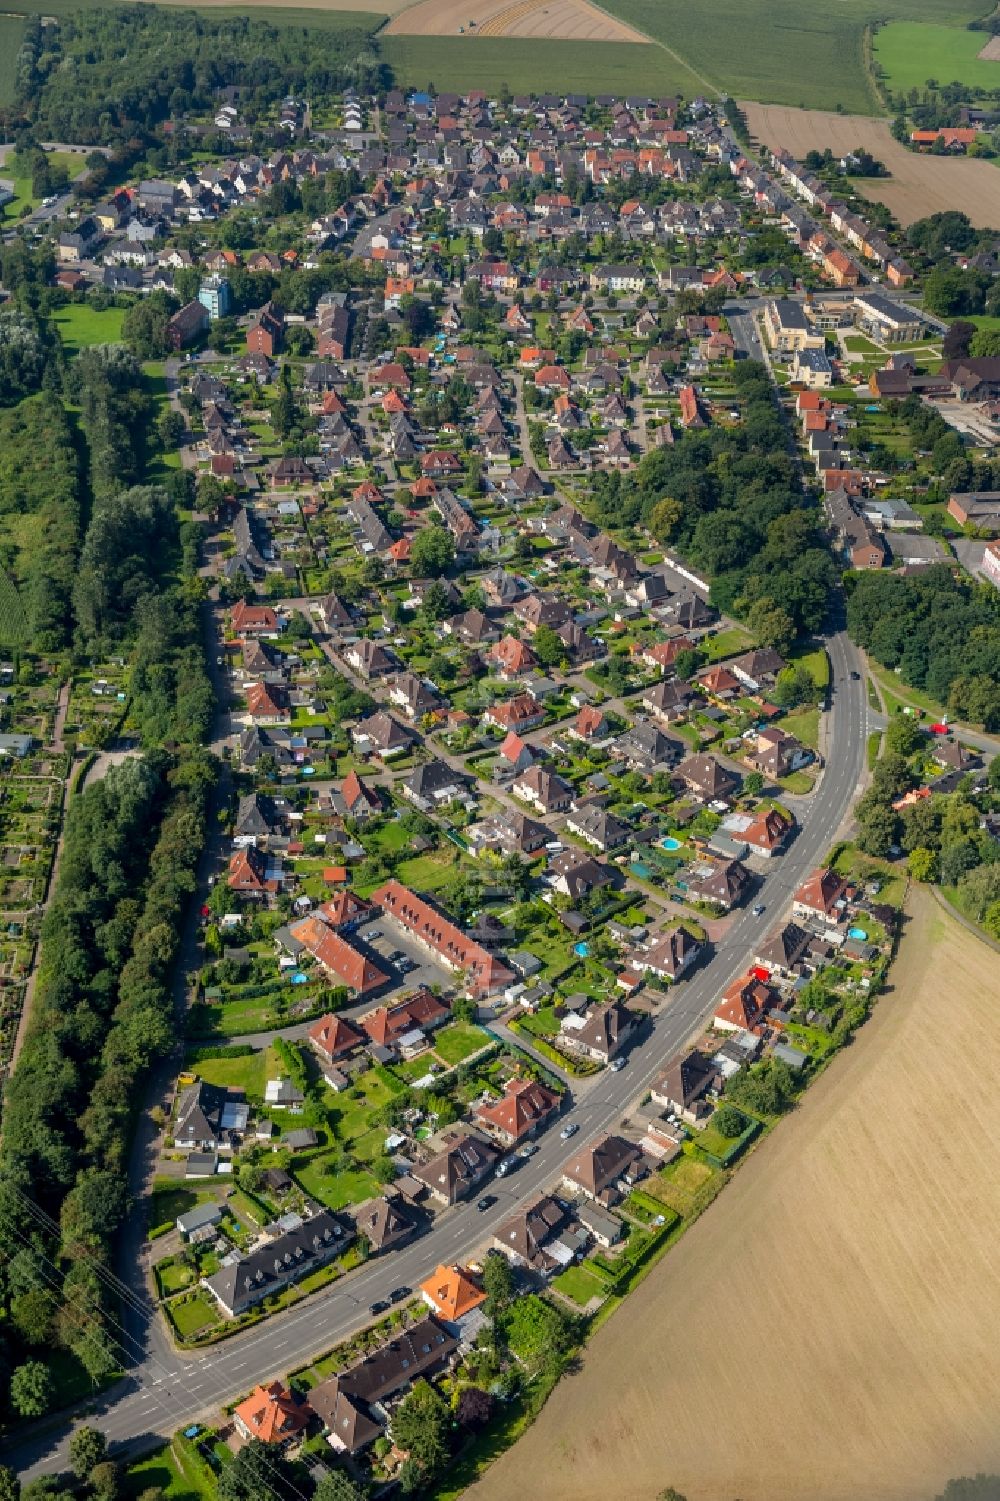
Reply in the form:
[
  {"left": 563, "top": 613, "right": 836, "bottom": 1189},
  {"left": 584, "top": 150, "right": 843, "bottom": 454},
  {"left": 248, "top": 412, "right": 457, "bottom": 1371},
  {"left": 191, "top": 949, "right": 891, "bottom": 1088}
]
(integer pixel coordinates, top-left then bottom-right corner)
[
  {"left": 847, "top": 926, "right": 867, "bottom": 941},
  {"left": 661, "top": 836, "right": 682, "bottom": 851},
  {"left": 290, "top": 972, "right": 309, "bottom": 984},
  {"left": 574, "top": 942, "right": 590, "bottom": 957},
  {"left": 630, "top": 861, "right": 651, "bottom": 879}
]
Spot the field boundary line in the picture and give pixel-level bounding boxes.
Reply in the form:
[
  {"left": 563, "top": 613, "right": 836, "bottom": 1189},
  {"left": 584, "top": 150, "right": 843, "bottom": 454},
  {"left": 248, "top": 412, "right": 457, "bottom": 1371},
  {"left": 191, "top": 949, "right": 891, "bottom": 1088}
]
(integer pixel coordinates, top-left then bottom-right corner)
[{"left": 586, "top": 0, "right": 720, "bottom": 93}]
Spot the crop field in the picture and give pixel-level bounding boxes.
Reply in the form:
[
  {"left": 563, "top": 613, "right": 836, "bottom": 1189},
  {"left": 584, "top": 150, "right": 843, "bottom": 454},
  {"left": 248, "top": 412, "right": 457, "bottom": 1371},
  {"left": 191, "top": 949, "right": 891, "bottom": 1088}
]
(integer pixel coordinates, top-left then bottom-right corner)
[
  {"left": 744, "top": 104, "right": 1000, "bottom": 227},
  {"left": 0, "top": 17, "right": 25, "bottom": 105},
  {"left": 471, "top": 888, "right": 1000, "bottom": 1501},
  {"left": 380, "top": 33, "right": 677, "bottom": 93},
  {"left": 874, "top": 20, "right": 1000, "bottom": 96},
  {"left": 386, "top": 0, "right": 647, "bottom": 42},
  {"left": 599, "top": 0, "right": 984, "bottom": 111}
]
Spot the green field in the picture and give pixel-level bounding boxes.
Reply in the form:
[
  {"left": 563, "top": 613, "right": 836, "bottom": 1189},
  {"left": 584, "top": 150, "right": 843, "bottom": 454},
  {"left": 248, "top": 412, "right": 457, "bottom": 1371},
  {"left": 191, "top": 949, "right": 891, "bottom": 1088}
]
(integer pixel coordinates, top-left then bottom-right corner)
[
  {"left": 51, "top": 303, "right": 126, "bottom": 354},
  {"left": 125, "top": 1443, "right": 211, "bottom": 1501},
  {"left": 0, "top": 17, "right": 25, "bottom": 106},
  {"left": 600, "top": 0, "right": 985, "bottom": 111},
  {"left": 874, "top": 20, "right": 1000, "bottom": 96},
  {"left": 380, "top": 35, "right": 688, "bottom": 97}
]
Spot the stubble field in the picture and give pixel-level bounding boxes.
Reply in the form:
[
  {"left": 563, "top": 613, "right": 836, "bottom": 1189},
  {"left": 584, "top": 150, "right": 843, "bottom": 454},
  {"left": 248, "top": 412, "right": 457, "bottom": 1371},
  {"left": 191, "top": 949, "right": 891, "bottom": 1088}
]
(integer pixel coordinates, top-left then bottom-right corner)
[
  {"left": 386, "top": 0, "right": 647, "bottom": 41},
  {"left": 469, "top": 886, "right": 1000, "bottom": 1501},
  {"left": 744, "top": 103, "right": 1000, "bottom": 227}
]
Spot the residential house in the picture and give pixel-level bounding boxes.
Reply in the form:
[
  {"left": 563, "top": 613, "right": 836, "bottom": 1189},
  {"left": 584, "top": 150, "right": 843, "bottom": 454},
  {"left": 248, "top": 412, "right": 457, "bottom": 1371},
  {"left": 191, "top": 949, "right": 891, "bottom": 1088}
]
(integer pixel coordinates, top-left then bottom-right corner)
[
  {"left": 233, "top": 1383, "right": 309, "bottom": 1445},
  {"left": 411, "top": 1133, "right": 500, "bottom": 1205},
  {"left": 561, "top": 1134, "right": 642, "bottom": 1205},
  {"left": 370, "top": 881, "right": 514, "bottom": 997},
  {"left": 676, "top": 753, "right": 739, "bottom": 802},
  {"left": 475, "top": 1077, "right": 561, "bottom": 1145},
  {"left": 204, "top": 1210, "right": 350, "bottom": 1317},
  {"left": 511, "top": 765, "right": 573, "bottom": 814},
  {"left": 793, "top": 866, "right": 848, "bottom": 921},
  {"left": 562, "top": 1000, "right": 638, "bottom": 1064},
  {"left": 651, "top": 1051, "right": 715, "bottom": 1123},
  {"left": 629, "top": 926, "right": 703, "bottom": 983},
  {"left": 310, "top": 1317, "right": 458, "bottom": 1455}
]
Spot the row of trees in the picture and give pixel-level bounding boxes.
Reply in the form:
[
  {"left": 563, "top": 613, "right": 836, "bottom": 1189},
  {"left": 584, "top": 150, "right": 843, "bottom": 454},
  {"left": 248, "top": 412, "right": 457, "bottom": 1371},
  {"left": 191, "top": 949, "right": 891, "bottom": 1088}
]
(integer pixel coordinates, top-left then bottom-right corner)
[{"left": 0, "top": 397, "right": 81, "bottom": 652}]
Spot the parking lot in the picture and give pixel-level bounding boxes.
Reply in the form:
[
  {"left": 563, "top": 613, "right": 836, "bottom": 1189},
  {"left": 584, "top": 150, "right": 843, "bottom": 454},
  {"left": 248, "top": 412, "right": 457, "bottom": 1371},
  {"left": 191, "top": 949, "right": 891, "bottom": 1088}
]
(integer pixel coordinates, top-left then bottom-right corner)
[{"left": 353, "top": 915, "right": 454, "bottom": 998}]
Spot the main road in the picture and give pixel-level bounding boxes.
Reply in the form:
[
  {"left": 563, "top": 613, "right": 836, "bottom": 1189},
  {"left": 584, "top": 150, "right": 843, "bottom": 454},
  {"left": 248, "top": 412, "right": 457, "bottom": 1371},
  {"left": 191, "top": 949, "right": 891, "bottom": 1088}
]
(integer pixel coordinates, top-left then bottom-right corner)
[{"left": 4, "top": 627, "right": 869, "bottom": 1480}]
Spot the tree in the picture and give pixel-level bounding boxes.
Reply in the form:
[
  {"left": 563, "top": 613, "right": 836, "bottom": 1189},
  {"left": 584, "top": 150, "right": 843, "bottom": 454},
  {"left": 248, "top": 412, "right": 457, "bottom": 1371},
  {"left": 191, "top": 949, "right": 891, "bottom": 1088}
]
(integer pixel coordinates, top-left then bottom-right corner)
[
  {"left": 713, "top": 1105, "right": 745, "bottom": 1138},
  {"left": 649, "top": 496, "right": 682, "bottom": 542},
  {"left": 532, "top": 624, "right": 565, "bottom": 669},
  {"left": 10, "top": 1360, "right": 54, "bottom": 1417},
  {"left": 742, "top": 771, "right": 764, "bottom": 798},
  {"left": 482, "top": 1249, "right": 514, "bottom": 1327},
  {"left": 0, "top": 1468, "right": 20, "bottom": 1501},
  {"left": 70, "top": 1426, "right": 109, "bottom": 1480},
  {"left": 726, "top": 1057, "right": 797, "bottom": 1116},
  {"left": 89, "top": 1463, "right": 118, "bottom": 1501},
  {"left": 391, "top": 1379, "right": 451, "bottom": 1479},
  {"left": 885, "top": 715, "right": 923, "bottom": 758},
  {"left": 313, "top": 1471, "right": 367, "bottom": 1501},
  {"left": 773, "top": 664, "right": 817, "bottom": 709},
  {"left": 10, "top": 1288, "right": 53, "bottom": 1345},
  {"left": 217, "top": 1440, "right": 298, "bottom": 1501},
  {"left": 421, "top": 579, "right": 452, "bottom": 622},
  {"left": 907, "top": 846, "right": 938, "bottom": 883},
  {"left": 455, "top": 1386, "right": 494, "bottom": 1430},
  {"left": 856, "top": 800, "right": 900, "bottom": 858},
  {"left": 673, "top": 647, "right": 701, "bottom": 682},
  {"left": 745, "top": 597, "right": 795, "bottom": 654},
  {"left": 410, "top": 526, "right": 455, "bottom": 578}
]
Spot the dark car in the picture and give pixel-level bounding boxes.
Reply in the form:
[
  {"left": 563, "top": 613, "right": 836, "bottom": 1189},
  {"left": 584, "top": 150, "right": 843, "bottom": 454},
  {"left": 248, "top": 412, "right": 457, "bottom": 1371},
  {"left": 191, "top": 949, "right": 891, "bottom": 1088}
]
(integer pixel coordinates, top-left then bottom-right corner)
[
  {"left": 850, "top": 670, "right": 861, "bottom": 681},
  {"left": 389, "top": 1285, "right": 411, "bottom": 1303},
  {"left": 369, "top": 1299, "right": 389, "bottom": 1316},
  {"left": 477, "top": 1195, "right": 497, "bottom": 1212}
]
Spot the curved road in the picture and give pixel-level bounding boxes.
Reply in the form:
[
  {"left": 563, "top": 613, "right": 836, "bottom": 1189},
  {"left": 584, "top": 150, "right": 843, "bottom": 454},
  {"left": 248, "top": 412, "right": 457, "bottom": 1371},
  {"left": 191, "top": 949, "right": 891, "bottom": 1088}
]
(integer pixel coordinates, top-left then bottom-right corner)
[{"left": 5, "top": 628, "right": 868, "bottom": 1479}]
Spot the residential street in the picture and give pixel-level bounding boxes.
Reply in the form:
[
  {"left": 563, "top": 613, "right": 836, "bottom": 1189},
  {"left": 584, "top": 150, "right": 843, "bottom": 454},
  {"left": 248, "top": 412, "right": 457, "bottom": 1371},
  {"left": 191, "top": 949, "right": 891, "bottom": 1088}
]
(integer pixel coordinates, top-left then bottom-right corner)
[{"left": 5, "top": 631, "right": 868, "bottom": 1480}]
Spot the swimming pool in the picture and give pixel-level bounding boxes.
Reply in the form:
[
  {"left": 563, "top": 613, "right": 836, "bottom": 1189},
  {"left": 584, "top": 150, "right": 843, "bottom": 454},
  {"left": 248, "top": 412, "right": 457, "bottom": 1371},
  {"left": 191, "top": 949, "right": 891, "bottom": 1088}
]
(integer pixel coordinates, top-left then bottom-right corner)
[
  {"left": 574, "top": 942, "right": 590, "bottom": 957},
  {"left": 661, "top": 836, "right": 682, "bottom": 851},
  {"left": 290, "top": 972, "right": 309, "bottom": 984},
  {"left": 847, "top": 926, "right": 867, "bottom": 941},
  {"left": 630, "top": 861, "right": 652, "bottom": 879}
]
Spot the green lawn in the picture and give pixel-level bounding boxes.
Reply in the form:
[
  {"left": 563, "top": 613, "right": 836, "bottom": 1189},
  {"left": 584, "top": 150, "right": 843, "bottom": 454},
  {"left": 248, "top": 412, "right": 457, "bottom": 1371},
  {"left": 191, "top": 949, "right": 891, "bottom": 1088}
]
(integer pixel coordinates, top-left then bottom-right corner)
[
  {"left": 701, "top": 626, "right": 753, "bottom": 663},
  {"left": 788, "top": 645, "right": 831, "bottom": 692},
  {"left": 642, "top": 1155, "right": 721, "bottom": 1219},
  {"left": 781, "top": 705, "right": 820, "bottom": 751},
  {"left": 168, "top": 1291, "right": 220, "bottom": 1340},
  {"left": 432, "top": 1020, "right": 490, "bottom": 1065},
  {"left": 125, "top": 1444, "right": 211, "bottom": 1501},
  {"left": 553, "top": 1263, "right": 608, "bottom": 1307},
  {"left": 187, "top": 1045, "right": 278, "bottom": 1103},
  {"left": 394, "top": 846, "right": 460, "bottom": 892},
  {"left": 292, "top": 1153, "right": 378, "bottom": 1211},
  {"left": 51, "top": 303, "right": 125, "bottom": 355},
  {"left": 148, "top": 1185, "right": 213, "bottom": 1236},
  {"left": 156, "top": 1258, "right": 198, "bottom": 1297},
  {"left": 874, "top": 20, "right": 1000, "bottom": 96}
]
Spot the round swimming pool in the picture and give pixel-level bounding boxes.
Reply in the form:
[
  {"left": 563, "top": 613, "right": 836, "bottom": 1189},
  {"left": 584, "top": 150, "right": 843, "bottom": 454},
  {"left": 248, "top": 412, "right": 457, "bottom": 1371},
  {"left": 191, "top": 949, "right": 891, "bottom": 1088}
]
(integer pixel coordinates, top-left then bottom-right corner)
[
  {"left": 847, "top": 927, "right": 867, "bottom": 941},
  {"left": 661, "top": 836, "right": 682, "bottom": 851},
  {"left": 574, "top": 942, "right": 590, "bottom": 957}
]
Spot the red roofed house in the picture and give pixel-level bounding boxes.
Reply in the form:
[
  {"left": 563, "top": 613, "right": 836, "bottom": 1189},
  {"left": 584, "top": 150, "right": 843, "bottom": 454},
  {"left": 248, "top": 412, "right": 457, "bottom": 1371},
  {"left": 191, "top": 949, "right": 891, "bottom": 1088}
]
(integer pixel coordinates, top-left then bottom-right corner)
[
  {"left": 488, "top": 635, "right": 536, "bottom": 680},
  {"left": 234, "top": 1383, "right": 309, "bottom": 1446},
  {"left": 697, "top": 665, "right": 741, "bottom": 699},
  {"left": 370, "top": 880, "right": 515, "bottom": 997},
  {"left": 793, "top": 867, "right": 848, "bottom": 921},
  {"left": 339, "top": 769, "right": 383, "bottom": 821},
  {"left": 482, "top": 694, "right": 545, "bottom": 733},
  {"left": 534, "top": 364, "right": 572, "bottom": 392},
  {"left": 475, "top": 1077, "right": 560, "bottom": 1146},
  {"left": 420, "top": 450, "right": 462, "bottom": 479},
  {"left": 641, "top": 637, "right": 693, "bottom": 675},
  {"left": 231, "top": 600, "right": 279, "bottom": 637},
  {"left": 317, "top": 889, "right": 372, "bottom": 930},
  {"left": 714, "top": 972, "right": 774, "bottom": 1032},
  {"left": 419, "top": 1264, "right": 486, "bottom": 1322},
  {"left": 308, "top": 1012, "right": 364, "bottom": 1075},
  {"left": 743, "top": 805, "right": 794, "bottom": 859},
  {"left": 360, "top": 987, "right": 450, "bottom": 1047},
  {"left": 289, "top": 914, "right": 388, "bottom": 994},
  {"left": 245, "top": 681, "right": 291, "bottom": 725},
  {"left": 228, "top": 845, "right": 277, "bottom": 899},
  {"left": 570, "top": 705, "right": 610, "bottom": 741},
  {"left": 678, "top": 384, "right": 705, "bottom": 428}
]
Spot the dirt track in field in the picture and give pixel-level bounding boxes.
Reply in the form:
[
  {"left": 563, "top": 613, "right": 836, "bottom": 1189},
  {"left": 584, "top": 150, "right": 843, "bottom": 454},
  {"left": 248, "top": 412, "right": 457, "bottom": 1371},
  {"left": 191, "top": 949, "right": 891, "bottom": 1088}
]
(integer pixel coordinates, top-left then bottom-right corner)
[
  {"left": 744, "top": 103, "right": 1000, "bottom": 228},
  {"left": 468, "top": 886, "right": 1000, "bottom": 1501},
  {"left": 386, "top": 0, "right": 647, "bottom": 41}
]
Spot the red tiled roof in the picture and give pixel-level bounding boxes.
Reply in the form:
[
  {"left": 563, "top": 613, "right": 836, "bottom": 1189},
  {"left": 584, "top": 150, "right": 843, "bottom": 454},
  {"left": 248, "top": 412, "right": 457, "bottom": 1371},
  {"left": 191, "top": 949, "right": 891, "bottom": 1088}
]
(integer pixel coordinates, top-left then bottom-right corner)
[
  {"left": 361, "top": 986, "right": 450, "bottom": 1046},
  {"left": 475, "top": 1077, "right": 559, "bottom": 1142},
  {"left": 308, "top": 1012, "right": 364, "bottom": 1059},
  {"left": 370, "top": 880, "right": 515, "bottom": 997},
  {"left": 290, "top": 915, "right": 387, "bottom": 993}
]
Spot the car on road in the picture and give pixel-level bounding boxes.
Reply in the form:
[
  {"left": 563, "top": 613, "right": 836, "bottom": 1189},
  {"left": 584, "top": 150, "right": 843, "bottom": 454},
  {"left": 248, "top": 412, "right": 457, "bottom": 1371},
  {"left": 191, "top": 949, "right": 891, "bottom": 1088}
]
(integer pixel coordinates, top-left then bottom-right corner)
[
  {"left": 496, "top": 1156, "right": 518, "bottom": 1177},
  {"left": 518, "top": 1142, "right": 538, "bottom": 1158},
  {"left": 389, "top": 1285, "right": 410, "bottom": 1303},
  {"left": 609, "top": 1057, "right": 627, "bottom": 1073},
  {"left": 560, "top": 1123, "right": 578, "bottom": 1140},
  {"left": 477, "top": 1195, "right": 496, "bottom": 1212},
  {"left": 369, "top": 1300, "right": 389, "bottom": 1316},
  {"left": 850, "top": 670, "right": 861, "bottom": 680},
  {"left": 752, "top": 903, "right": 766, "bottom": 917}
]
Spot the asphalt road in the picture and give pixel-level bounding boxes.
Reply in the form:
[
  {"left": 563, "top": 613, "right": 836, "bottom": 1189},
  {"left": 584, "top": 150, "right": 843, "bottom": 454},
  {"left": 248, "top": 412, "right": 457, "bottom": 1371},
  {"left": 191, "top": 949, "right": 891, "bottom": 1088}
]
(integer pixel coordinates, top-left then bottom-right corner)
[{"left": 5, "top": 629, "right": 868, "bottom": 1480}]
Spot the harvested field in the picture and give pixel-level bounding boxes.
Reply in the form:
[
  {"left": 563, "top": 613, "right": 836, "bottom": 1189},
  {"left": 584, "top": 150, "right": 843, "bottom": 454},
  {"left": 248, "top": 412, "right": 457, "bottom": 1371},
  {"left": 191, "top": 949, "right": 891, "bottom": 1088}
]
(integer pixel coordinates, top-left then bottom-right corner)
[
  {"left": 744, "top": 103, "right": 1000, "bottom": 228},
  {"left": 979, "top": 34, "right": 1000, "bottom": 61},
  {"left": 386, "top": 0, "right": 647, "bottom": 42},
  {"left": 470, "top": 887, "right": 1000, "bottom": 1501}
]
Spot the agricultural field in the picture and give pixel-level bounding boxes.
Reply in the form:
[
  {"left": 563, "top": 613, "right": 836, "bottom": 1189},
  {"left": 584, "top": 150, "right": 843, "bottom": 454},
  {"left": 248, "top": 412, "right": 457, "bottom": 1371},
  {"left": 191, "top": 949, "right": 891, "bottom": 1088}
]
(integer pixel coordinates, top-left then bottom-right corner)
[
  {"left": 874, "top": 20, "right": 1000, "bottom": 96},
  {"left": 743, "top": 103, "right": 1000, "bottom": 227},
  {"left": 386, "top": 0, "right": 647, "bottom": 42},
  {"left": 379, "top": 33, "right": 681, "bottom": 93},
  {"left": 599, "top": 0, "right": 984, "bottom": 111},
  {"left": 0, "top": 18, "right": 25, "bottom": 106},
  {"left": 470, "top": 888, "right": 1000, "bottom": 1501}
]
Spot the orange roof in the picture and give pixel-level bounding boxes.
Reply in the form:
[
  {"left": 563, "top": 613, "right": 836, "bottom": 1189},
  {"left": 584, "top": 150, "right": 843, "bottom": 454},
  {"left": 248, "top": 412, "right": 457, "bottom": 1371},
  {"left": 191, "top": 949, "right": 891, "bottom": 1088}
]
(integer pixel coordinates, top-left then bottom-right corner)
[
  {"left": 369, "top": 881, "right": 515, "bottom": 997},
  {"left": 318, "top": 889, "right": 371, "bottom": 927},
  {"left": 388, "top": 537, "right": 412, "bottom": 561},
  {"left": 308, "top": 1011, "right": 363, "bottom": 1060},
  {"left": 489, "top": 635, "right": 536, "bottom": 674},
  {"left": 360, "top": 986, "right": 450, "bottom": 1046},
  {"left": 575, "top": 705, "right": 606, "bottom": 738},
  {"left": 715, "top": 974, "right": 772, "bottom": 1030},
  {"left": 475, "top": 1077, "right": 559, "bottom": 1142},
  {"left": 289, "top": 914, "right": 387, "bottom": 993},
  {"left": 233, "top": 1383, "right": 308, "bottom": 1444},
  {"left": 322, "top": 866, "right": 348, "bottom": 884},
  {"left": 419, "top": 1264, "right": 486, "bottom": 1321}
]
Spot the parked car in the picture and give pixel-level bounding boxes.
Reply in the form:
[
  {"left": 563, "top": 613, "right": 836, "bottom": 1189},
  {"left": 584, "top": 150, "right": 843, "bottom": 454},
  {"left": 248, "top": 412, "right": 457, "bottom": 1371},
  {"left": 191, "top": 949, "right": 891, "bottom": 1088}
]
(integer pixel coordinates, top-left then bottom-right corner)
[
  {"left": 389, "top": 1285, "right": 411, "bottom": 1303},
  {"left": 752, "top": 903, "right": 765, "bottom": 917},
  {"left": 477, "top": 1195, "right": 497, "bottom": 1212},
  {"left": 518, "top": 1142, "right": 538, "bottom": 1158},
  {"left": 369, "top": 1300, "right": 389, "bottom": 1316},
  {"left": 609, "top": 1057, "right": 626, "bottom": 1073},
  {"left": 496, "top": 1157, "right": 518, "bottom": 1177},
  {"left": 560, "top": 1122, "right": 578, "bottom": 1140}
]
